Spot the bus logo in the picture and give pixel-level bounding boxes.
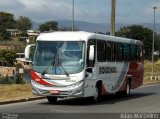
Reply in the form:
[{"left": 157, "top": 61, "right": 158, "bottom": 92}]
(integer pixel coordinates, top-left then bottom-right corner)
[
  {"left": 99, "top": 66, "right": 117, "bottom": 74},
  {"left": 55, "top": 67, "right": 61, "bottom": 74}
]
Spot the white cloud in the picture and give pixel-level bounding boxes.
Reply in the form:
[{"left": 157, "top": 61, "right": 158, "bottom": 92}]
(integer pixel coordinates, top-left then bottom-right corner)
[
  {"left": 0, "top": 0, "right": 159, "bottom": 24},
  {"left": 141, "top": 1, "right": 160, "bottom": 23},
  {"left": 0, "top": 0, "right": 25, "bottom": 12},
  {"left": 0, "top": 0, "right": 109, "bottom": 23},
  {"left": 0, "top": 0, "right": 73, "bottom": 22}
]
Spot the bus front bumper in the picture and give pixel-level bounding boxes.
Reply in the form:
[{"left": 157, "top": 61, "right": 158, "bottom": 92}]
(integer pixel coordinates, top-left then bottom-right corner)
[{"left": 31, "top": 80, "right": 84, "bottom": 97}]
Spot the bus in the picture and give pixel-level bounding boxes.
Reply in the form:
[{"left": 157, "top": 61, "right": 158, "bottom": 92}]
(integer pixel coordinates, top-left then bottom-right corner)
[{"left": 25, "top": 31, "right": 144, "bottom": 103}]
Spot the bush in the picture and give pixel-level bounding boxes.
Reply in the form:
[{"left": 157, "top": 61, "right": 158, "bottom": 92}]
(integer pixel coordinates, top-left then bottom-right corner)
[
  {"left": 0, "top": 75, "right": 15, "bottom": 84},
  {"left": 16, "top": 74, "right": 25, "bottom": 84},
  {"left": 0, "top": 74, "right": 25, "bottom": 84}
]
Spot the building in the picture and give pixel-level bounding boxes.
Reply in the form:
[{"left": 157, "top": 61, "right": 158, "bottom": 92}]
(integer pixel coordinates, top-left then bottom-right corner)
[
  {"left": 15, "top": 53, "right": 32, "bottom": 69},
  {"left": 6, "top": 29, "right": 19, "bottom": 37},
  {"left": 0, "top": 61, "right": 16, "bottom": 77}
]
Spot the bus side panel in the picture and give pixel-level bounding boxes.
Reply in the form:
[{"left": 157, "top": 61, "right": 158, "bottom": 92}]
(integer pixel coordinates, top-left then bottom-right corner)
[
  {"left": 84, "top": 79, "right": 97, "bottom": 97},
  {"left": 115, "top": 61, "right": 144, "bottom": 92},
  {"left": 127, "top": 62, "right": 144, "bottom": 89}
]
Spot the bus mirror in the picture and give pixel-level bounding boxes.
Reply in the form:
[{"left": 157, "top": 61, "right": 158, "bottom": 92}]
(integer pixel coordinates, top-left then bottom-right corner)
[
  {"left": 25, "top": 44, "right": 35, "bottom": 61},
  {"left": 89, "top": 45, "right": 94, "bottom": 60}
]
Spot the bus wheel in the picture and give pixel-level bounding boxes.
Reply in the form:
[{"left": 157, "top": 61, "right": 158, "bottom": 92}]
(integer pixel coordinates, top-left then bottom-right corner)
[
  {"left": 91, "top": 85, "right": 100, "bottom": 103},
  {"left": 125, "top": 81, "right": 131, "bottom": 96},
  {"left": 116, "top": 81, "right": 131, "bottom": 97},
  {"left": 47, "top": 96, "right": 57, "bottom": 104}
]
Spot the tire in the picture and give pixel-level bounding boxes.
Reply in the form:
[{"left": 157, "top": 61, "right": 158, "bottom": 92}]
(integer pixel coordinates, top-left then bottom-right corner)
[
  {"left": 116, "top": 81, "right": 131, "bottom": 97},
  {"left": 125, "top": 81, "right": 131, "bottom": 96},
  {"left": 47, "top": 96, "right": 57, "bottom": 104},
  {"left": 91, "top": 85, "right": 100, "bottom": 103}
]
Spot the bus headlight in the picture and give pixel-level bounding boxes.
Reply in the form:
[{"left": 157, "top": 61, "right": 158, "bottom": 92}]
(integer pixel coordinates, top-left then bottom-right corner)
[
  {"left": 31, "top": 80, "right": 45, "bottom": 88},
  {"left": 67, "top": 80, "right": 84, "bottom": 89}
]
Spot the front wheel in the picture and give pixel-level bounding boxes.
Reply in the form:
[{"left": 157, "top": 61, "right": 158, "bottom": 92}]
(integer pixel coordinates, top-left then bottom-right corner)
[
  {"left": 91, "top": 85, "right": 100, "bottom": 103},
  {"left": 47, "top": 96, "right": 57, "bottom": 104}
]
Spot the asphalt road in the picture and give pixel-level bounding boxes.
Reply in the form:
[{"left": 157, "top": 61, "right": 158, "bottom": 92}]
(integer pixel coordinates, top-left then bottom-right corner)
[{"left": 0, "top": 84, "right": 160, "bottom": 119}]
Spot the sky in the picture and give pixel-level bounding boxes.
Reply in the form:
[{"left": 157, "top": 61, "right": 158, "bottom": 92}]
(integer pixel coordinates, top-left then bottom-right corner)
[{"left": 0, "top": 0, "right": 160, "bottom": 24}]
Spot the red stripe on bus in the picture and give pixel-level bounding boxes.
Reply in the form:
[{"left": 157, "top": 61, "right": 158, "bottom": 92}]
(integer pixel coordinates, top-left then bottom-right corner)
[{"left": 31, "top": 70, "right": 53, "bottom": 86}]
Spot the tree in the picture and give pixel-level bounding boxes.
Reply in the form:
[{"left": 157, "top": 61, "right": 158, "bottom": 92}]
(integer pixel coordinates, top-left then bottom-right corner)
[
  {"left": 0, "top": 12, "right": 16, "bottom": 40},
  {"left": 16, "top": 16, "right": 32, "bottom": 31},
  {"left": 0, "top": 50, "right": 16, "bottom": 66},
  {"left": 39, "top": 21, "right": 58, "bottom": 32},
  {"left": 116, "top": 25, "right": 156, "bottom": 60}
]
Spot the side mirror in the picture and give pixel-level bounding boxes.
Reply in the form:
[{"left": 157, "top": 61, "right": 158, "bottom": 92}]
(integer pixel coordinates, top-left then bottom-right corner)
[
  {"left": 25, "top": 44, "right": 35, "bottom": 61},
  {"left": 89, "top": 45, "right": 94, "bottom": 60}
]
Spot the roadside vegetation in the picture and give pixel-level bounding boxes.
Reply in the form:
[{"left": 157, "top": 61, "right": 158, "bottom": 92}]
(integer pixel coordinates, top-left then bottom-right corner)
[
  {"left": 0, "top": 84, "right": 35, "bottom": 102},
  {"left": 143, "top": 60, "right": 160, "bottom": 84}
]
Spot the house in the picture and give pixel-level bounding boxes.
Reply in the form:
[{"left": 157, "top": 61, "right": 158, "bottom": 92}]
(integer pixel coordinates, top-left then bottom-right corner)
[
  {"left": 0, "top": 61, "right": 16, "bottom": 77},
  {"left": 27, "top": 30, "right": 39, "bottom": 43},
  {"left": 6, "top": 29, "right": 19, "bottom": 37}
]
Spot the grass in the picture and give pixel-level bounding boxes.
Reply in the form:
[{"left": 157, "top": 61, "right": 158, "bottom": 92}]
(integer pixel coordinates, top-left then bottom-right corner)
[
  {"left": 143, "top": 60, "right": 160, "bottom": 84},
  {"left": 0, "top": 84, "right": 37, "bottom": 102},
  {"left": 0, "top": 60, "right": 160, "bottom": 102}
]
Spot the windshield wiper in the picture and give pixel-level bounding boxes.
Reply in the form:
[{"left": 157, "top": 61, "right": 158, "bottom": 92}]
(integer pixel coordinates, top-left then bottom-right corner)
[
  {"left": 59, "top": 64, "right": 69, "bottom": 77},
  {"left": 53, "top": 55, "right": 69, "bottom": 77},
  {"left": 41, "top": 63, "right": 52, "bottom": 76}
]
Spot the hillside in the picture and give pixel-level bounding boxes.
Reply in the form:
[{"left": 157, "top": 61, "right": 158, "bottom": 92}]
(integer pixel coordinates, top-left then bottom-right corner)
[{"left": 33, "top": 19, "right": 160, "bottom": 33}]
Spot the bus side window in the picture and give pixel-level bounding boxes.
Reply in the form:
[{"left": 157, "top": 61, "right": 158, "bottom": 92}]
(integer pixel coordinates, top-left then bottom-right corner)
[
  {"left": 137, "top": 46, "right": 143, "bottom": 62},
  {"left": 97, "top": 40, "right": 106, "bottom": 62},
  {"left": 123, "top": 44, "right": 130, "bottom": 61},
  {"left": 130, "top": 45, "right": 137, "bottom": 62},
  {"left": 87, "top": 39, "right": 96, "bottom": 67},
  {"left": 115, "top": 43, "right": 123, "bottom": 61},
  {"left": 106, "top": 42, "right": 115, "bottom": 61}
]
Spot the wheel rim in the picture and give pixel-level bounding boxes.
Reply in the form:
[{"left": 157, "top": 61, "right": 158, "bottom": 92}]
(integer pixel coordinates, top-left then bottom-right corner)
[{"left": 126, "top": 82, "right": 130, "bottom": 95}]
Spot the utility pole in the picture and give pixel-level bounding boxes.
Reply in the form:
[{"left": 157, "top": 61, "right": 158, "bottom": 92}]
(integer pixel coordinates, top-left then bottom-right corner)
[
  {"left": 110, "top": 0, "right": 116, "bottom": 36},
  {"left": 152, "top": 6, "right": 157, "bottom": 80},
  {"left": 72, "top": 0, "right": 74, "bottom": 31}
]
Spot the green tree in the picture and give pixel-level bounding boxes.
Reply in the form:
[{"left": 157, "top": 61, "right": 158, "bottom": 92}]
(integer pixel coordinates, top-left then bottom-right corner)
[
  {"left": 0, "top": 50, "right": 16, "bottom": 66},
  {"left": 16, "top": 16, "right": 32, "bottom": 31},
  {"left": 116, "top": 25, "right": 155, "bottom": 60},
  {"left": 0, "top": 12, "right": 16, "bottom": 40},
  {"left": 39, "top": 21, "right": 58, "bottom": 32}
]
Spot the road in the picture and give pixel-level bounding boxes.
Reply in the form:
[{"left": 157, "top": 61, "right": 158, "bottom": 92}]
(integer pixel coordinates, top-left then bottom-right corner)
[{"left": 0, "top": 84, "right": 160, "bottom": 119}]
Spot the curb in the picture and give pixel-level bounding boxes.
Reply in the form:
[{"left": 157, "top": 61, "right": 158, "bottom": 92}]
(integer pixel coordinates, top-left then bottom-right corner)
[
  {"left": 0, "top": 96, "right": 45, "bottom": 105},
  {"left": 143, "top": 81, "right": 160, "bottom": 85}
]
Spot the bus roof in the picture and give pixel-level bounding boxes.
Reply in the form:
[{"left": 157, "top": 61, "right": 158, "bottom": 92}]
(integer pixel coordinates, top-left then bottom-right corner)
[{"left": 37, "top": 31, "right": 143, "bottom": 45}]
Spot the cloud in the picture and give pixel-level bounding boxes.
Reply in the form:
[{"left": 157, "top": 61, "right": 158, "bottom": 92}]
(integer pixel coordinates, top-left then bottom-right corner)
[
  {"left": 0, "top": 0, "right": 109, "bottom": 23},
  {"left": 0, "top": 0, "right": 159, "bottom": 24},
  {"left": 0, "top": 0, "right": 73, "bottom": 22},
  {"left": 16, "top": 0, "right": 73, "bottom": 22},
  {"left": 141, "top": 1, "right": 160, "bottom": 23},
  {"left": 0, "top": 0, "right": 26, "bottom": 13}
]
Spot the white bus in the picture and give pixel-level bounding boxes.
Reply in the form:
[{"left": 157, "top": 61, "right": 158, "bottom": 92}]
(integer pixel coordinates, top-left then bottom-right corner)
[{"left": 25, "top": 31, "right": 144, "bottom": 103}]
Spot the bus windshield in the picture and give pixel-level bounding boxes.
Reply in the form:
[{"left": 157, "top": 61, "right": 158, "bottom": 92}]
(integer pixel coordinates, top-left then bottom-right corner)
[{"left": 32, "top": 41, "right": 85, "bottom": 75}]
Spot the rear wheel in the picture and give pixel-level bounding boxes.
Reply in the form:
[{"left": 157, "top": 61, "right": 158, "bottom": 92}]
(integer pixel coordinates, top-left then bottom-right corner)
[
  {"left": 125, "top": 81, "right": 131, "bottom": 96},
  {"left": 116, "top": 80, "right": 131, "bottom": 97},
  {"left": 47, "top": 96, "right": 57, "bottom": 104}
]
